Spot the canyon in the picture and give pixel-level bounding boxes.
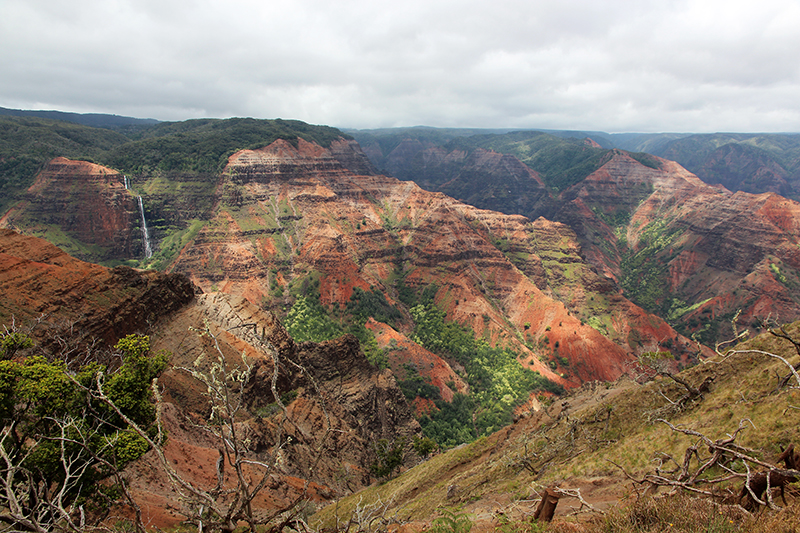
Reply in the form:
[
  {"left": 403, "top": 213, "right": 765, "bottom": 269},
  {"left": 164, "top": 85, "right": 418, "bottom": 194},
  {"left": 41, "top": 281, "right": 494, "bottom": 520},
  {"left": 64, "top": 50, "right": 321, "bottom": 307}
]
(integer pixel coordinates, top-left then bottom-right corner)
[
  {"left": 0, "top": 228, "right": 418, "bottom": 527},
  {"left": 3, "top": 116, "right": 800, "bottom": 529},
  {"left": 356, "top": 130, "right": 800, "bottom": 344}
]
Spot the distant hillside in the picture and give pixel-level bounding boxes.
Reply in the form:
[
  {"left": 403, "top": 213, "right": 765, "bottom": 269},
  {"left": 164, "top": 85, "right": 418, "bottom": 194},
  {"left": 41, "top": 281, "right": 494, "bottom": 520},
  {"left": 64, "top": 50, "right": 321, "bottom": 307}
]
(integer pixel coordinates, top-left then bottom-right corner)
[
  {"left": 650, "top": 133, "right": 800, "bottom": 201},
  {"left": 0, "top": 106, "right": 159, "bottom": 131},
  {"left": 0, "top": 116, "right": 352, "bottom": 214},
  {"left": 354, "top": 128, "right": 800, "bottom": 345},
  {"left": 0, "top": 116, "right": 132, "bottom": 213}
]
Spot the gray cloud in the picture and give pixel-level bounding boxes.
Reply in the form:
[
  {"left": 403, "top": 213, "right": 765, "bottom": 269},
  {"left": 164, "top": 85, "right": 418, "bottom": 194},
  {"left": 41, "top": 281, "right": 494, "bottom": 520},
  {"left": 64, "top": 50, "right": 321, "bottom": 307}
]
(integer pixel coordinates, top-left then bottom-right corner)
[{"left": 2, "top": 0, "right": 799, "bottom": 132}]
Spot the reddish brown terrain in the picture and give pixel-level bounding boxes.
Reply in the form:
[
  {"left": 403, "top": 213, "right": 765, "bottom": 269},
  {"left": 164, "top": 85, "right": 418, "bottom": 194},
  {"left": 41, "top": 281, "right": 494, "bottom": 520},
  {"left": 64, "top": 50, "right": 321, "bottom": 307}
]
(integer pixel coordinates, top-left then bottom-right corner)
[
  {"left": 0, "top": 229, "right": 419, "bottom": 529},
  {"left": 165, "top": 138, "right": 696, "bottom": 385},
  {"left": 555, "top": 151, "right": 800, "bottom": 342},
  {"left": 0, "top": 157, "right": 143, "bottom": 260},
  {"left": 0, "top": 137, "right": 704, "bottom": 390},
  {"left": 362, "top": 130, "right": 800, "bottom": 345},
  {"left": 0, "top": 227, "right": 193, "bottom": 347}
]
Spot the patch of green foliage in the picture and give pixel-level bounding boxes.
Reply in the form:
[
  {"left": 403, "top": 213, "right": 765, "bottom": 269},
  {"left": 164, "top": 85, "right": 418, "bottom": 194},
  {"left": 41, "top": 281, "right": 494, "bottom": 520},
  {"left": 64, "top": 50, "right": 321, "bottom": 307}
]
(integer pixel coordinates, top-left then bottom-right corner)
[
  {"left": 347, "top": 321, "right": 388, "bottom": 369},
  {"left": 284, "top": 295, "right": 344, "bottom": 343},
  {"left": 410, "top": 303, "right": 562, "bottom": 447},
  {"left": 397, "top": 279, "right": 438, "bottom": 308},
  {"left": 347, "top": 287, "right": 403, "bottom": 327},
  {"left": 145, "top": 219, "right": 207, "bottom": 270},
  {"left": 102, "top": 118, "right": 350, "bottom": 174},
  {"left": 398, "top": 363, "right": 442, "bottom": 401},
  {"left": 0, "top": 332, "right": 166, "bottom": 520},
  {"left": 412, "top": 435, "right": 439, "bottom": 458},
  {"left": 620, "top": 219, "right": 683, "bottom": 315},
  {"left": 370, "top": 437, "right": 406, "bottom": 479},
  {"left": 628, "top": 151, "right": 662, "bottom": 170},
  {"left": 430, "top": 509, "right": 473, "bottom": 533}
]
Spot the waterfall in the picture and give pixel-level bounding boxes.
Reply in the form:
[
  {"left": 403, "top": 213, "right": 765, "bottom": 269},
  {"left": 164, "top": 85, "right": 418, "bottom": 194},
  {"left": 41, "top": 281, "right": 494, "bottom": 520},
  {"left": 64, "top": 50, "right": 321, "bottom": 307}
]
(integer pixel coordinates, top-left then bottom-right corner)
[
  {"left": 137, "top": 196, "right": 153, "bottom": 259},
  {"left": 123, "top": 175, "right": 129, "bottom": 190}
]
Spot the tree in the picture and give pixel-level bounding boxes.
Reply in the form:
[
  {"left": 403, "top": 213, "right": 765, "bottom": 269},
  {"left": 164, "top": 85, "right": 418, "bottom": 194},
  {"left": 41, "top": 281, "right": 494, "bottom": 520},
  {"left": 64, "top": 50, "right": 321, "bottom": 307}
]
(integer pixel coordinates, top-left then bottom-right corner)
[
  {"left": 92, "top": 321, "right": 333, "bottom": 533},
  {"left": 369, "top": 438, "right": 406, "bottom": 480},
  {"left": 0, "top": 332, "right": 166, "bottom": 533}
]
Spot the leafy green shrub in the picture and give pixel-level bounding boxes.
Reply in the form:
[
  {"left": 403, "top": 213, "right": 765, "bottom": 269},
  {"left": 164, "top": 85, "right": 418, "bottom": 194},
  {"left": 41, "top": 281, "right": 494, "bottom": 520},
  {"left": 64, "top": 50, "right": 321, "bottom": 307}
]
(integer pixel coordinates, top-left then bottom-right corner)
[
  {"left": 398, "top": 364, "right": 441, "bottom": 401},
  {"left": 284, "top": 295, "right": 344, "bottom": 342},
  {"left": 430, "top": 509, "right": 473, "bottom": 533},
  {"left": 370, "top": 437, "right": 406, "bottom": 479},
  {"left": 412, "top": 435, "right": 439, "bottom": 458},
  {"left": 0, "top": 332, "right": 167, "bottom": 530},
  {"left": 347, "top": 287, "right": 403, "bottom": 326}
]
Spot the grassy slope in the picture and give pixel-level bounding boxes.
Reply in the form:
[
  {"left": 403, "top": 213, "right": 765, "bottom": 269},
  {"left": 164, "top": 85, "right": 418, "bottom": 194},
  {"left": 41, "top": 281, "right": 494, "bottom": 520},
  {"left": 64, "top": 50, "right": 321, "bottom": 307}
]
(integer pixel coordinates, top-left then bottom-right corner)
[{"left": 312, "top": 320, "right": 800, "bottom": 530}]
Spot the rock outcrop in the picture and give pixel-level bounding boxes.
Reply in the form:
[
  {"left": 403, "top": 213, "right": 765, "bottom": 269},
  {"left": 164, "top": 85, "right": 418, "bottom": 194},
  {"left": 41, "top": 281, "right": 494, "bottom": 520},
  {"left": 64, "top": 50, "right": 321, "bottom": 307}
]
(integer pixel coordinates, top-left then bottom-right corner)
[
  {"left": 0, "top": 228, "right": 194, "bottom": 348},
  {"left": 0, "top": 229, "right": 419, "bottom": 528},
  {"left": 0, "top": 158, "right": 144, "bottom": 260},
  {"left": 133, "top": 292, "right": 419, "bottom": 528}
]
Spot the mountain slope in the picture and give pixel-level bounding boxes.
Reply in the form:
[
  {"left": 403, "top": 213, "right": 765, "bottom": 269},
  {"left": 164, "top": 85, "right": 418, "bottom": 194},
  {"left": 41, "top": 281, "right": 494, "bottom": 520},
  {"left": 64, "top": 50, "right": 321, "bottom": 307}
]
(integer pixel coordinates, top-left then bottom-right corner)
[
  {"left": 357, "top": 129, "right": 800, "bottom": 345},
  {"left": 614, "top": 132, "right": 800, "bottom": 201},
  {"left": 557, "top": 151, "right": 800, "bottom": 344},
  {"left": 169, "top": 137, "right": 697, "bottom": 381},
  {"left": 0, "top": 228, "right": 419, "bottom": 528},
  {"left": 0, "top": 118, "right": 707, "bottom": 447},
  {"left": 312, "top": 320, "right": 800, "bottom": 531}
]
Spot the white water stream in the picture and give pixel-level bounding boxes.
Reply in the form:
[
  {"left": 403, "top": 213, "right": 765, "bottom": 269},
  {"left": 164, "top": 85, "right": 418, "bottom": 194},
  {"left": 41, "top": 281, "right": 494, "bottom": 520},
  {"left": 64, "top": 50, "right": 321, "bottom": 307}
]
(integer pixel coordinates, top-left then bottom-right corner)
[{"left": 137, "top": 196, "right": 153, "bottom": 259}]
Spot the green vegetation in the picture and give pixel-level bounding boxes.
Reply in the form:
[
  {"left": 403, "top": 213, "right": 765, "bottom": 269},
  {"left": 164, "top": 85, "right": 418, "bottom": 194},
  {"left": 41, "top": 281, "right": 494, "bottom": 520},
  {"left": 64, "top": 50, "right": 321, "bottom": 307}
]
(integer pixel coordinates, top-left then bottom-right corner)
[
  {"left": 284, "top": 295, "right": 344, "bottom": 343},
  {"left": 445, "top": 131, "right": 609, "bottom": 192},
  {"left": 145, "top": 218, "right": 206, "bottom": 270},
  {"left": 410, "top": 303, "right": 562, "bottom": 447},
  {"left": 430, "top": 509, "right": 473, "bottom": 533},
  {"left": 0, "top": 116, "right": 130, "bottom": 212},
  {"left": 628, "top": 151, "right": 662, "bottom": 170},
  {"left": 412, "top": 435, "right": 439, "bottom": 458},
  {"left": 102, "top": 117, "right": 349, "bottom": 174},
  {"left": 370, "top": 437, "right": 407, "bottom": 479},
  {"left": 398, "top": 363, "right": 442, "bottom": 401},
  {"left": 347, "top": 287, "right": 403, "bottom": 327},
  {"left": 0, "top": 331, "right": 166, "bottom": 531},
  {"left": 620, "top": 219, "right": 683, "bottom": 315},
  {"left": 280, "top": 275, "right": 560, "bottom": 448}
]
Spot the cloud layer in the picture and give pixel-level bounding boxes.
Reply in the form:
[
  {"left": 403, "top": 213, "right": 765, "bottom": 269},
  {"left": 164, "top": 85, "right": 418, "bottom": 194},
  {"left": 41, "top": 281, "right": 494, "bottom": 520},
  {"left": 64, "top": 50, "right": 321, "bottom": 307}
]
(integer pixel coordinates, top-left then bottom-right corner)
[{"left": 2, "top": 0, "right": 799, "bottom": 132}]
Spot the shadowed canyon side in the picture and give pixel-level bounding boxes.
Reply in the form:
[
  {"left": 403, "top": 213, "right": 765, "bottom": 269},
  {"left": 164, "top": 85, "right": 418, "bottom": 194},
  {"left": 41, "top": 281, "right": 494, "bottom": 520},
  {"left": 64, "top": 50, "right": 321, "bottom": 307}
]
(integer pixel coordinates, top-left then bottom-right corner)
[
  {"left": 167, "top": 137, "right": 697, "bottom": 386},
  {"left": 0, "top": 228, "right": 194, "bottom": 347},
  {"left": 135, "top": 293, "right": 420, "bottom": 528},
  {"left": 0, "top": 229, "right": 419, "bottom": 529}
]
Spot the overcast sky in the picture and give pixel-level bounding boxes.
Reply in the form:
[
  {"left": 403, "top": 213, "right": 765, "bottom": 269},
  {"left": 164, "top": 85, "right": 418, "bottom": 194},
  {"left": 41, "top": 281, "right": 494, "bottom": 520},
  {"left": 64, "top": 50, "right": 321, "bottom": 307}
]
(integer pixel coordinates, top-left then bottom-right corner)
[{"left": 2, "top": 0, "right": 799, "bottom": 132}]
